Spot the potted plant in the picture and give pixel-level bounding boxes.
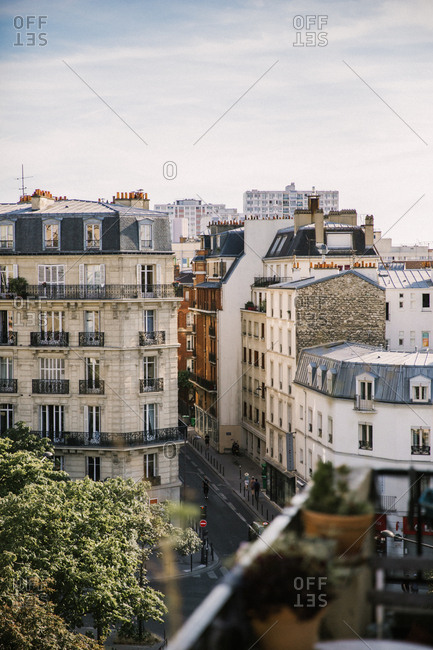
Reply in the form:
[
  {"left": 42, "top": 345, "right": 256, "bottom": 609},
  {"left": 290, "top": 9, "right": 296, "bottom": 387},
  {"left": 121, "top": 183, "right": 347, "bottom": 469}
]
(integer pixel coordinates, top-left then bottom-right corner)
[
  {"left": 239, "top": 533, "right": 338, "bottom": 650},
  {"left": 8, "top": 276, "right": 28, "bottom": 298},
  {"left": 302, "top": 460, "right": 374, "bottom": 556},
  {"left": 245, "top": 300, "right": 255, "bottom": 310}
]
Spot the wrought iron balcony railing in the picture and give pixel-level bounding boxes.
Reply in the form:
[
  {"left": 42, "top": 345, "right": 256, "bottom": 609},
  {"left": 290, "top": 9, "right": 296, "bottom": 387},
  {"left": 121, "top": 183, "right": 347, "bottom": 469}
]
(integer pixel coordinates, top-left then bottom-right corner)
[
  {"left": 79, "top": 380, "right": 105, "bottom": 394},
  {"left": 78, "top": 331, "right": 105, "bottom": 346},
  {"left": 139, "top": 331, "right": 166, "bottom": 346},
  {"left": 139, "top": 378, "right": 164, "bottom": 392},
  {"left": 0, "top": 332, "right": 17, "bottom": 346},
  {"left": 32, "top": 379, "right": 69, "bottom": 394},
  {"left": 253, "top": 276, "right": 291, "bottom": 287},
  {"left": 33, "top": 425, "right": 186, "bottom": 448},
  {"left": 30, "top": 332, "right": 69, "bottom": 347},
  {"left": 354, "top": 395, "right": 375, "bottom": 411},
  {"left": 189, "top": 373, "right": 217, "bottom": 392},
  {"left": 411, "top": 444, "right": 431, "bottom": 455},
  {"left": 0, "top": 240, "right": 13, "bottom": 249},
  {"left": 358, "top": 440, "right": 373, "bottom": 450},
  {"left": 22, "top": 284, "right": 176, "bottom": 300},
  {"left": 0, "top": 378, "right": 17, "bottom": 392}
]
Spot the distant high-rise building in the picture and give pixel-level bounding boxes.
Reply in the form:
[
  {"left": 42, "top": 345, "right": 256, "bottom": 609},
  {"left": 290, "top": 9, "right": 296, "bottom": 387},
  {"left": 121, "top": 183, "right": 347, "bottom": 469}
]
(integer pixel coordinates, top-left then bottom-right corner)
[
  {"left": 153, "top": 199, "right": 240, "bottom": 242},
  {"left": 243, "top": 182, "right": 339, "bottom": 220}
]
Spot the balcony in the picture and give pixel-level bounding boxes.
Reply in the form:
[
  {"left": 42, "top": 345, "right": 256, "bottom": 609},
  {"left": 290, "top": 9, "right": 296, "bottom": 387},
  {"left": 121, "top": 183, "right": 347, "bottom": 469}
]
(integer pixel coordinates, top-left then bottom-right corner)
[
  {"left": 79, "top": 380, "right": 105, "bottom": 395},
  {"left": 18, "top": 284, "right": 176, "bottom": 300},
  {"left": 78, "top": 332, "right": 105, "bottom": 346},
  {"left": 189, "top": 373, "right": 217, "bottom": 392},
  {"left": 145, "top": 475, "right": 161, "bottom": 486},
  {"left": 0, "top": 378, "right": 17, "bottom": 393},
  {"left": 358, "top": 440, "right": 373, "bottom": 450},
  {"left": 0, "top": 332, "right": 17, "bottom": 346},
  {"left": 411, "top": 444, "right": 430, "bottom": 455},
  {"left": 139, "top": 378, "right": 164, "bottom": 392},
  {"left": 253, "top": 276, "right": 291, "bottom": 287},
  {"left": 354, "top": 395, "right": 375, "bottom": 411},
  {"left": 139, "top": 331, "right": 166, "bottom": 346},
  {"left": 30, "top": 332, "right": 69, "bottom": 347},
  {"left": 32, "top": 379, "right": 69, "bottom": 394},
  {"left": 33, "top": 425, "right": 186, "bottom": 448}
]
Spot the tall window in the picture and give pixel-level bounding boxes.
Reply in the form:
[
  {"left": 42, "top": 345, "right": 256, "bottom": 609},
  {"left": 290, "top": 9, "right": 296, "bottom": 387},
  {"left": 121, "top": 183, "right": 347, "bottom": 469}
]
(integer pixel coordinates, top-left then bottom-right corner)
[
  {"left": 422, "top": 293, "right": 430, "bottom": 309},
  {"left": 411, "top": 427, "right": 430, "bottom": 454},
  {"left": 139, "top": 265, "right": 155, "bottom": 295},
  {"left": 38, "top": 265, "right": 65, "bottom": 297},
  {"left": 328, "top": 416, "right": 333, "bottom": 443},
  {"left": 143, "top": 310, "right": 155, "bottom": 332},
  {"left": 0, "top": 224, "right": 14, "bottom": 249},
  {"left": 0, "top": 403, "right": 13, "bottom": 433},
  {"left": 317, "top": 412, "right": 322, "bottom": 437},
  {"left": 359, "top": 423, "right": 373, "bottom": 450},
  {"left": 84, "top": 311, "right": 100, "bottom": 332},
  {"left": 0, "top": 265, "right": 17, "bottom": 292},
  {"left": 40, "top": 405, "right": 64, "bottom": 439},
  {"left": 143, "top": 357, "right": 156, "bottom": 380},
  {"left": 86, "top": 457, "right": 100, "bottom": 481},
  {"left": 86, "top": 406, "right": 101, "bottom": 436},
  {"left": 0, "top": 358, "right": 12, "bottom": 379},
  {"left": 40, "top": 358, "right": 65, "bottom": 379},
  {"left": 40, "top": 311, "right": 63, "bottom": 334},
  {"left": 85, "top": 222, "right": 101, "bottom": 249},
  {"left": 308, "top": 408, "right": 313, "bottom": 432},
  {"left": 144, "top": 453, "right": 157, "bottom": 480},
  {"left": 143, "top": 404, "right": 157, "bottom": 436},
  {"left": 140, "top": 223, "right": 153, "bottom": 249},
  {"left": 85, "top": 358, "right": 100, "bottom": 386},
  {"left": 44, "top": 222, "right": 59, "bottom": 249},
  {"left": 84, "top": 264, "right": 104, "bottom": 285}
]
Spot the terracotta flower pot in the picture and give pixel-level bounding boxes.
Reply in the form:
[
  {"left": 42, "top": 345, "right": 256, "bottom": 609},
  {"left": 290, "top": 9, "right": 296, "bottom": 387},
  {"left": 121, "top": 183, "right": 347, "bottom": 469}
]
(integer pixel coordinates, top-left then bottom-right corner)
[{"left": 302, "top": 509, "right": 374, "bottom": 556}]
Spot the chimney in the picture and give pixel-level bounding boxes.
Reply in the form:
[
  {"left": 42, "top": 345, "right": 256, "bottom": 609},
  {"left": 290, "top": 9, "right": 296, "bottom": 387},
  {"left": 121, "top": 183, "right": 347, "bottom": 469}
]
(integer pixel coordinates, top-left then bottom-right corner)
[
  {"left": 31, "top": 189, "right": 55, "bottom": 211},
  {"left": 364, "top": 215, "right": 374, "bottom": 249}
]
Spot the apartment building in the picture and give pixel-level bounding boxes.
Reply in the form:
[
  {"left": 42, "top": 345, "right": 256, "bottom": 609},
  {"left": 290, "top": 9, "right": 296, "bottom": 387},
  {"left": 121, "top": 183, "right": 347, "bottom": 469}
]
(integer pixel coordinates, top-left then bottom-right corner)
[
  {"left": 294, "top": 342, "right": 433, "bottom": 551},
  {"left": 375, "top": 233, "right": 432, "bottom": 263},
  {"left": 153, "top": 199, "right": 239, "bottom": 242},
  {"left": 0, "top": 189, "right": 182, "bottom": 501},
  {"left": 243, "top": 182, "right": 339, "bottom": 219}
]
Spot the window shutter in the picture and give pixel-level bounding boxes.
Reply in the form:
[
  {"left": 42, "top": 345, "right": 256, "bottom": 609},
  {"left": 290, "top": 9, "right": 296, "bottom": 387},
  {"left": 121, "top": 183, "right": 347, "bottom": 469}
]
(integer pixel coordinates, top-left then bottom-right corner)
[
  {"left": 84, "top": 405, "right": 88, "bottom": 433},
  {"left": 99, "top": 264, "right": 105, "bottom": 286},
  {"left": 38, "top": 265, "right": 45, "bottom": 283},
  {"left": 156, "top": 264, "right": 161, "bottom": 285},
  {"left": 136, "top": 264, "right": 142, "bottom": 287},
  {"left": 12, "top": 265, "right": 18, "bottom": 279},
  {"left": 79, "top": 264, "right": 85, "bottom": 285}
]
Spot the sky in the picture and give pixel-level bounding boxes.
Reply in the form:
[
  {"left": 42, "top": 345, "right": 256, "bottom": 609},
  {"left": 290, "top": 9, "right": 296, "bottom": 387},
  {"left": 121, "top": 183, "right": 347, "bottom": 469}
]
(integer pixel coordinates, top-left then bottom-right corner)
[{"left": 0, "top": 0, "right": 432, "bottom": 244}]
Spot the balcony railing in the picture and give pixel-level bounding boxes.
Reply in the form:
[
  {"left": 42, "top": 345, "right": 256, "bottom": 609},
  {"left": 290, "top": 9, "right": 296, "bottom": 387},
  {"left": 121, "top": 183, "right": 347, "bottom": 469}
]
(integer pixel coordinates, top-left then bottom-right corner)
[
  {"left": 0, "top": 332, "right": 17, "bottom": 346},
  {"left": 30, "top": 332, "right": 69, "bottom": 347},
  {"left": 0, "top": 378, "right": 17, "bottom": 393},
  {"left": 359, "top": 440, "right": 373, "bottom": 450},
  {"left": 189, "top": 373, "right": 217, "bottom": 392},
  {"left": 354, "top": 395, "right": 375, "bottom": 411},
  {"left": 32, "top": 379, "right": 69, "bottom": 394},
  {"left": 85, "top": 239, "right": 101, "bottom": 249},
  {"left": 411, "top": 444, "right": 431, "bottom": 455},
  {"left": 33, "top": 426, "right": 186, "bottom": 448},
  {"left": 19, "top": 284, "right": 176, "bottom": 300},
  {"left": 79, "top": 380, "right": 105, "bottom": 395},
  {"left": 139, "top": 331, "right": 166, "bottom": 346},
  {"left": 0, "top": 240, "right": 13, "bottom": 249},
  {"left": 139, "top": 378, "right": 164, "bottom": 392},
  {"left": 253, "top": 276, "right": 291, "bottom": 287},
  {"left": 78, "top": 332, "right": 105, "bottom": 346}
]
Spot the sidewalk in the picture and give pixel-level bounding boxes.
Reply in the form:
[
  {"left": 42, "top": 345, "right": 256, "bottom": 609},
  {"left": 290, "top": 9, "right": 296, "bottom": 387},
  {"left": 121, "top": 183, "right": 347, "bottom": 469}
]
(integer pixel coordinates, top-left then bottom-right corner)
[{"left": 187, "top": 427, "right": 282, "bottom": 523}]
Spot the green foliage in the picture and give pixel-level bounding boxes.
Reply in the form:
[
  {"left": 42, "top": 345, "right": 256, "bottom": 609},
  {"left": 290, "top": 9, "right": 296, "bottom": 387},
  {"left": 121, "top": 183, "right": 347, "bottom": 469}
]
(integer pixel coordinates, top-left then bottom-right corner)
[
  {"left": 305, "top": 460, "right": 372, "bottom": 516},
  {"left": 178, "top": 370, "right": 192, "bottom": 391},
  {"left": 170, "top": 527, "right": 202, "bottom": 556},
  {"left": 7, "top": 276, "right": 28, "bottom": 297}
]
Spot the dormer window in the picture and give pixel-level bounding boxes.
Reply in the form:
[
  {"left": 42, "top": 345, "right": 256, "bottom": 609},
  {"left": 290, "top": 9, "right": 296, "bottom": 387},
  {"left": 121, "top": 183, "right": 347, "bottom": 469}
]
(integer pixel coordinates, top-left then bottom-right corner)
[
  {"left": 307, "top": 362, "right": 316, "bottom": 386},
  {"left": 0, "top": 223, "right": 14, "bottom": 250},
  {"left": 410, "top": 375, "right": 431, "bottom": 403},
  {"left": 44, "top": 222, "right": 59, "bottom": 249},
  {"left": 85, "top": 222, "right": 101, "bottom": 250},
  {"left": 139, "top": 223, "right": 153, "bottom": 250},
  {"left": 326, "top": 369, "right": 336, "bottom": 393}
]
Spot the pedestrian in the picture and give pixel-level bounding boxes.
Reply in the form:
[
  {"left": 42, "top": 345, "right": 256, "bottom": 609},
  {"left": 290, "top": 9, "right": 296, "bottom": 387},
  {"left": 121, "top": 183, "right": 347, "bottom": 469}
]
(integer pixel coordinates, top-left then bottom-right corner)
[
  {"left": 203, "top": 478, "right": 209, "bottom": 499},
  {"left": 204, "top": 434, "right": 210, "bottom": 447},
  {"left": 244, "top": 473, "right": 250, "bottom": 490},
  {"left": 253, "top": 478, "right": 260, "bottom": 506}
]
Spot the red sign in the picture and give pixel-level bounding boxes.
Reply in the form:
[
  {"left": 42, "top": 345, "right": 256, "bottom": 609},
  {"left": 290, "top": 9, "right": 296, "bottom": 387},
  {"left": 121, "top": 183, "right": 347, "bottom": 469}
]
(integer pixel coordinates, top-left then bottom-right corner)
[
  {"left": 403, "top": 517, "right": 433, "bottom": 536},
  {"left": 199, "top": 519, "right": 207, "bottom": 528}
]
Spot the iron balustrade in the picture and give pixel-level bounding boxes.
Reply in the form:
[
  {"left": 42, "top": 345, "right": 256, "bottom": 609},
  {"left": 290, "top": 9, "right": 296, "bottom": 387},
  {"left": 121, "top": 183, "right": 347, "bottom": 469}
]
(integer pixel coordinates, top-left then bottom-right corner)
[
  {"left": 355, "top": 395, "right": 375, "bottom": 411},
  {"left": 78, "top": 332, "right": 105, "bottom": 346},
  {"left": 30, "top": 331, "right": 69, "bottom": 347},
  {"left": 32, "top": 379, "right": 69, "bottom": 394},
  {"left": 359, "top": 440, "right": 373, "bottom": 450},
  {"left": 189, "top": 373, "right": 217, "bottom": 392},
  {"left": 0, "top": 378, "right": 17, "bottom": 392},
  {"left": 33, "top": 426, "right": 186, "bottom": 447},
  {"left": 79, "top": 380, "right": 105, "bottom": 395},
  {"left": 139, "top": 378, "right": 164, "bottom": 392},
  {"left": 411, "top": 444, "right": 431, "bottom": 455},
  {"left": 139, "top": 331, "right": 166, "bottom": 346},
  {"left": 0, "top": 332, "right": 17, "bottom": 346},
  {"left": 253, "top": 276, "right": 291, "bottom": 287},
  {"left": 0, "top": 240, "right": 13, "bottom": 249},
  {"left": 18, "top": 284, "right": 176, "bottom": 300}
]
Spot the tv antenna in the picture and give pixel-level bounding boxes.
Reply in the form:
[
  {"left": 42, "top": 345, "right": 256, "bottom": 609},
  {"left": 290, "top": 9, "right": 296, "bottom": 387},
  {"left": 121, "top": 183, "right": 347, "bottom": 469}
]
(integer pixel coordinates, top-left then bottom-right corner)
[{"left": 16, "top": 164, "right": 33, "bottom": 199}]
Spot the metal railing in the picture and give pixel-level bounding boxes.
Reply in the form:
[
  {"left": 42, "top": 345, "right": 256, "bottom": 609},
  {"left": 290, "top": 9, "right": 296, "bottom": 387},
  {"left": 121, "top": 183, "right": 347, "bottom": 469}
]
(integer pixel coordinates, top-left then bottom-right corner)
[
  {"left": 139, "top": 331, "right": 166, "bottom": 346},
  {"left": 355, "top": 395, "right": 375, "bottom": 411},
  {"left": 411, "top": 444, "right": 431, "bottom": 455},
  {"left": 189, "top": 373, "right": 217, "bottom": 392},
  {"left": 32, "top": 379, "right": 69, "bottom": 394},
  {"left": 0, "top": 378, "right": 17, "bottom": 393},
  {"left": 79, "top": 380, "right": 105, "bottom": 394},
  {"left": 30, "top": 331, "right": 69, "bottom": 347},
  {"left": 78, "top": 332, "right": 105, "bottom": 346},
  {"left": 22, "top": 284, "right": 176, "bottom": 300},
  {"left": 0, "top": 332, "right": 17, "bottom": 346},
  {"left": 33, "top": 425, "right": 186, "bottom": 448},
  {"left": 358, "top": 440, "right": 373, "bottom": 450},
  {"left": 139, "top": 378, "right": 164, "bottom": 392},
  {"left": 253, "top": 276, "right": 291, "bottom": 287}
]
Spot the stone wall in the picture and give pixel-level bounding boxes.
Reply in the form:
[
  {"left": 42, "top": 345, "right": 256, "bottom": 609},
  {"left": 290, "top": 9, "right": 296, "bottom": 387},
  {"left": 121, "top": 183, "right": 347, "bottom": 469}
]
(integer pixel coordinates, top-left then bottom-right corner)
[{"left": 295, "top": 273, "right": 386, "bottom": 354}]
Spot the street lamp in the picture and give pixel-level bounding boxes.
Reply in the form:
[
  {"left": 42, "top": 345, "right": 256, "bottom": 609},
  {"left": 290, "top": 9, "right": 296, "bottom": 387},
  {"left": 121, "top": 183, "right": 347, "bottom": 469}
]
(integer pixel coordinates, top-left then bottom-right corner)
[{"left": 381, "top": 529, "right": 433, "bottom": 550}]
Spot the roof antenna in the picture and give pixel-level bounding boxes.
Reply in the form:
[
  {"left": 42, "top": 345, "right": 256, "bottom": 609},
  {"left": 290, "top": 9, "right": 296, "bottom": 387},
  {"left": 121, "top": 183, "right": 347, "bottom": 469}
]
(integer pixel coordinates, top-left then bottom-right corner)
[{"left": 16, "top": 164, "right": 33, "bottom": 199}]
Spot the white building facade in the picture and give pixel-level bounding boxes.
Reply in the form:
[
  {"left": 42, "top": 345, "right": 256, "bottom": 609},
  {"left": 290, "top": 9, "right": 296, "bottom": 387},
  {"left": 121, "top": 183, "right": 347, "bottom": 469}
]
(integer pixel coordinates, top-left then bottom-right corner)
[
  {"left": 154, "top": 199, "right": 240, "bottom": 242},
  {"left": 243, "top": 182, "right": 339, "bottom": 220}
]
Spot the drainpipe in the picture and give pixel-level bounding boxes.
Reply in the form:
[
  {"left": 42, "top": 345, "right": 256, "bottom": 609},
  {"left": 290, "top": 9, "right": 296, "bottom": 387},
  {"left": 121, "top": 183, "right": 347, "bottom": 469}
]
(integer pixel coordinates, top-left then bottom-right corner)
[{"left": 303, "top": 388, "right": 308, "bottom": 481}]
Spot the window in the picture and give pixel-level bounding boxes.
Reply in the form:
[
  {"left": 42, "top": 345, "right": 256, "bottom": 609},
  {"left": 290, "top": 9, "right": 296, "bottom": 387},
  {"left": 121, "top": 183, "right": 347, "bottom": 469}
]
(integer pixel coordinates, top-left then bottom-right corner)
[
  {"left": 140, "top": 223, "right": 153, "bottom": 249},
  {"left": 243, "top": 401, "right": 247, "bottom": 417},
  {"left": 411, "top": 427, "right": 430, "bottom": 455},
  {"left": 261, "top": 353, "right": 265, "bottom": 370},
  {"left": 359, "top": 423, "right": 373, "bottom": 450},
  {"left": 261, "top": 411, "right": 265, "bottom": 429},
  {"left": 40, "top": 405, "right": 64, "bottom": 439},
  {"left": 40, "top": 311, "right": 64, "bottom": 340},
  {"left": 410, "top": 374, "right": 431, "bottom": 402},
  {"left": 85, "top": 311, "right": 100, "bottom": 332},
  {"left": 38, "top": 265, "right": 65, "bottom": 288},
  {"left": 254, "top": 350, "right": 259, "bottom": 367},
  {"left": 81, "top": 264, "right": 105, "bottom": 286},
  {"left": 398, "top": 331, "right": 404, "bottom": 346},
  {"left": 144, "top": 453, "right": 158, "bottom": 480},
  {"left": 143, "top": 357, "right": 157, "bottom": 388},
  {"left": 87, "top": 457, "right": 100, "bottom": 481},
  {"left": 40, "top": 358, "right": 65, "bottom": 379},
  {"left": 0, "top": 265, "right": 17, "bottom": 292},
  {"left": 254, "top": 408, "right": 259, "bottom": 424},
  {"left": 0, "top": 223, "right": 14, "bottom": 249},
  {"left": 317, "top": 412, "right": 322, "bottom": 437},
  {"left": 248, "top": 349, "right": 252, "bottom": 365},
  {"left": 308, "top": 407, "right": 313, "bottom": 432},
  {"left": 143, "top": 404, "right": 158, "bottom": 436},
  {"left": 85, "top": 358, "right": 100, "bottom": 385},
  {"left": 86, "top": 406, "right": 100, "bottom": 438},
  {"left": 326, "top": 371, "right": 335, "bottom": 393},
  {"left": 385, "top": 302, "right": 389, "bottom": 321},
  {"left": 138, "top": 264, "right": 155, "bottom": 295},
  {"left": 143, "top": 310, "right": 155, "bottom": 333},
  {"left": 410, "top": 331, "right": 415, "bottom": 348},
  {"left": 327, "top": 232, "right": 352, "bottom": 249},
  {"left": 0, "top": 357, "right": 12, "bottom": 380},
  {"left": 243, "top": 347, "right": 247, "bottom": 363},
  {"left": 328, "top": 417, "right": 333, "bottom": 443},
  {"left": 249, "top": 404, "right": 252, "bottom": 420},
  {"left": 422, "top": 293, "right": 430, "bottom": 309},
  {"left": 85, "top": 222, "right": 101, "bottom": 249},
  {"left": 299, "top": 405, "right": 303, "bottom": 420},
  {"left": 43, "top": 222, "right": 59, "bottom": 249},
  {"left": 0, "top": 403, "right": 13, "bottom": 433},
  {"left": 54, "top": 455, "right": 64, "bottom": 471}
]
